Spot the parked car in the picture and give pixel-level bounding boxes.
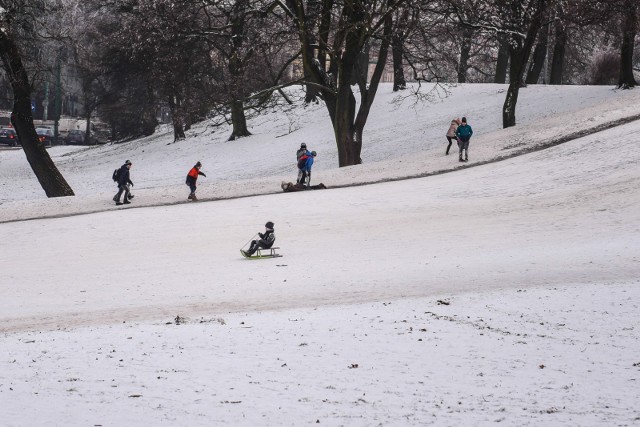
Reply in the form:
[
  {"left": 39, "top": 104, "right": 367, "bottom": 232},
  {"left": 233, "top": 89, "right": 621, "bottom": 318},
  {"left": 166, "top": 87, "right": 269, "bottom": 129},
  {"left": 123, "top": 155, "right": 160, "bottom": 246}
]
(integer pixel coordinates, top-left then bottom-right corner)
[
  {"left": 36, "top": 128, "right": 58, "bottom": 145},
  {"left": 64, "top": 129, "right": 97, "bottom": 145},
  {"left": 0, "top": 128, "right": 20, "bottom": 146}
]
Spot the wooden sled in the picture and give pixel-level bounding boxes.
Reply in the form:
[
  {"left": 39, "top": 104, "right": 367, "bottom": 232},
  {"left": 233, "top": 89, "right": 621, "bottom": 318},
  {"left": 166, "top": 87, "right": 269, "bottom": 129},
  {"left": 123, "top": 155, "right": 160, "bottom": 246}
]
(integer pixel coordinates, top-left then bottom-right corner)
[{"left": 240, "top": 247, "right": 282, "bottom": 259}]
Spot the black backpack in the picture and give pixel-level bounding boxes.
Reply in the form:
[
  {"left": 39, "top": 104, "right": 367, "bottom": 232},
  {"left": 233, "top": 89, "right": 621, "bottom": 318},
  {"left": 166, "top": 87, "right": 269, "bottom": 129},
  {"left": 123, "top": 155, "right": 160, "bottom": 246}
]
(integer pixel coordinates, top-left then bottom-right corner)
[{"left": 112, "top": 168, "right": 120, "bottom": 182}]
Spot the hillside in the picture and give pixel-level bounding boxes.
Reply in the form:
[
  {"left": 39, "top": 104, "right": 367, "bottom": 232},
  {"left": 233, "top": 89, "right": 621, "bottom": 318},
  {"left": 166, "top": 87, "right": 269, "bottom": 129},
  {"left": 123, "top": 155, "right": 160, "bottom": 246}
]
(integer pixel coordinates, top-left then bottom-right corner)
[
  {"left": 1, "top": 83, "right": 639, "bottom": 222},
  {"left": 1, "top": 84, "right": 639, "bottom": 426}
]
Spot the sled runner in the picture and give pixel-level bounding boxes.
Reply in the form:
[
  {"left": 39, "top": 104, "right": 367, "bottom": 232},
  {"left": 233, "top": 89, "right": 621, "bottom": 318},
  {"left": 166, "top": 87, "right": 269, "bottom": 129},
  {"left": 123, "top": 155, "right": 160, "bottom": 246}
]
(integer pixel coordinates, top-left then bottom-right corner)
[{"left": 240, "top": 247, "right": 282, "bottom": 259}]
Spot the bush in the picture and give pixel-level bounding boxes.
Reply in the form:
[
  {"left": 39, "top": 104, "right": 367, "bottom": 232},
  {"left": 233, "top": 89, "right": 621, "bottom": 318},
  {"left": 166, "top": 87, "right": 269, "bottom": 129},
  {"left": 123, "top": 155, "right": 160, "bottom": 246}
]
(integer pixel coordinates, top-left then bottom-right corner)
[{"left": 585, "top": 50, "right": 620, "bottom": 85}]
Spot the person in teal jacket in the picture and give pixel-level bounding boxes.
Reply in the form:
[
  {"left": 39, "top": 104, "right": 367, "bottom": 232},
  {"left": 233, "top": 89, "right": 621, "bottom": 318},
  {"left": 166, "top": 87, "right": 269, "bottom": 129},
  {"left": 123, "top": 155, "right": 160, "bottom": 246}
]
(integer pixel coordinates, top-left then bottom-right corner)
[{"left": 455, "top": 117, "right": 473, "bottom": 162}]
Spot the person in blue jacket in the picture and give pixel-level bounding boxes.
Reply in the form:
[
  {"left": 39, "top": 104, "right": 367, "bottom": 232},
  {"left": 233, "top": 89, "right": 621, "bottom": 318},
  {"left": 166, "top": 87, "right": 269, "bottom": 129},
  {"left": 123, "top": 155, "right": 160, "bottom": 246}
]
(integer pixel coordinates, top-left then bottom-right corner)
[
  {"left": 296, "top": 143, "right": 311, "bottom": 184},
  {"left": 455, "top": 117, "right": 473, "bottom": 162},
  {"left": 300, "top": 151, "right": 317, "bottom": 186}
]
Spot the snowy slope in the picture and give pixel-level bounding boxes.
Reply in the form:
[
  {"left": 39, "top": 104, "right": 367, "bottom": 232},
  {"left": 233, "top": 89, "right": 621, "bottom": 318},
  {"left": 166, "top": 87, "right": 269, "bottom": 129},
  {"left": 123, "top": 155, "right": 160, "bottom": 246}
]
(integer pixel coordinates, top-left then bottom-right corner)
[{"left": 0, "top": 83, "right": 639, "bottom": 426}]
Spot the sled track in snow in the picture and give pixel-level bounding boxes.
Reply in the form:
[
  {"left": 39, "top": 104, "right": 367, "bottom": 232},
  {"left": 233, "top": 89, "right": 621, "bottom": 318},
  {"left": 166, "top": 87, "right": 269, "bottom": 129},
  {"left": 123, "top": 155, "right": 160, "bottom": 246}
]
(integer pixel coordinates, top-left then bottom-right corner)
[{"left": 2, "top": 113, "right": 640, "bottom": 225}]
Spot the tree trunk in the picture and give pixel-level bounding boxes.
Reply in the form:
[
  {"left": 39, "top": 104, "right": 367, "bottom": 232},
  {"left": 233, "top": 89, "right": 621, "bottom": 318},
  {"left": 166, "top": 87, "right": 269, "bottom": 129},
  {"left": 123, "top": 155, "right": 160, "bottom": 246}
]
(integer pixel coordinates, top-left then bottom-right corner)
[
  {"left": 495, "top": 34, "right": 509, "bottom": 83},
  {"left": 618, "top": 0, "right": 638, "bottom": 88},
  {"left": 351, "top": 40, "right": 370, "bottom": 86},
  {"left": 168, "top": 95, "right": 186, "bottom": 141},
  {"left": 334, "top": 1, "right": 369, "bottom": 166},
  {"left": 335, "top": 39, "right": 360, "bottom": 165},
  {"left": 503, "top": 0, "right": 548, "bottom": 128},
  {"left": 0, "top": 30, "right": 74, "bottom": 197},
  {"left": 142, "top": 82, "right": 158, "bottom": 136},
  {"left": 392, "top": 34, "right": 406, "bottom": 91},
  {"left": 526, "top": 19, "right": 550, "bottom": 84},
  {"left": 318, "top": 0, "right": 334, "bottom": 73},
  {"left": 226, "top": 0, "right": 253, "bottom": 133},
  {"left": 458, "top": 27, "right": 472, "bottom": 83},
  {"left": 550, "top": 18, "right": 567, "bottom": 85},
  {"left": 228, "top": 99, "right": 251, "bottom": 141},
  {"left": 85, "top": 111, "right": 94, "bottom": 145},
  {"left": 350, "top": 14, "right": 393, "bottom": 166}
]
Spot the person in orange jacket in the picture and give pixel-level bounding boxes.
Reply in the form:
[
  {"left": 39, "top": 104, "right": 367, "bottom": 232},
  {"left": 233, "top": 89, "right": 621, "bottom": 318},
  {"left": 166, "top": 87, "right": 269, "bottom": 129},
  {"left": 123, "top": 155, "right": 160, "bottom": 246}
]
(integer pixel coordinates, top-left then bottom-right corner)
[{"left": 185, "top": 161, "right": 206, "bottom": 201}]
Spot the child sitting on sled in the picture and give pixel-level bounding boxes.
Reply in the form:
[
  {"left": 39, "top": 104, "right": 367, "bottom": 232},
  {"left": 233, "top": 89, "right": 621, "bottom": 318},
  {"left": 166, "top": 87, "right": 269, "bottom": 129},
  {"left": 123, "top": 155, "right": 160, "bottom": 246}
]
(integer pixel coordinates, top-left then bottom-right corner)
[{"left": 242, "top": 221, "right": 276, "bottom": 257}]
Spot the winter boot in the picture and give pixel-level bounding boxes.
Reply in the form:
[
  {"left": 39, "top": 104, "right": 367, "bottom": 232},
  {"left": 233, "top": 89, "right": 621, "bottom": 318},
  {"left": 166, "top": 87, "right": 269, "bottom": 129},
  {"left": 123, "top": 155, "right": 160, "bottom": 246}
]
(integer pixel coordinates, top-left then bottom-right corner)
[
  {"left": 188, "top": 194, "right": 193, "bottom": 200},
  {"left": 116, "top": 201, "right": 123, "bottom": 206},
  {"left": 191, "top": 194, "right": 199, "bottom": 201}
]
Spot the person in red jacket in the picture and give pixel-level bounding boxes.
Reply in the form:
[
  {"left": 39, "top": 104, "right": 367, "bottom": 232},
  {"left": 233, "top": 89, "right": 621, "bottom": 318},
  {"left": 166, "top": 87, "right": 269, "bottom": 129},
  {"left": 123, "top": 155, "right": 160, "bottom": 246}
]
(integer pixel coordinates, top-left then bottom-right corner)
[{"left": 185, "top": 161, "right": 206, "bottom": 201}]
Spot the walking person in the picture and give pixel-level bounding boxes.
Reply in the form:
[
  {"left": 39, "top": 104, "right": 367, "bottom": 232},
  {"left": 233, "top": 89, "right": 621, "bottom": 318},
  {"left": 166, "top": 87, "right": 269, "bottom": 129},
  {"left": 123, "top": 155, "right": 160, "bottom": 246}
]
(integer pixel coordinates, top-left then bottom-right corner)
[
  {"left": 296, "top": 143, "right": 310, "bottom": 184},
  {"left": 113, "top": 160, "right": 134, "bottom": 206},
  {"left": 445, "top": 118, "right": 461, "bottom": 155},
  {"left": 186, "top": 161, "right": 206, "bottom": 201},
  {"left": 241, "top": 221, "right": 276, "bottom": 257},
  {"left": 455, "top": 117, "right": 473, "bottom": 162}
]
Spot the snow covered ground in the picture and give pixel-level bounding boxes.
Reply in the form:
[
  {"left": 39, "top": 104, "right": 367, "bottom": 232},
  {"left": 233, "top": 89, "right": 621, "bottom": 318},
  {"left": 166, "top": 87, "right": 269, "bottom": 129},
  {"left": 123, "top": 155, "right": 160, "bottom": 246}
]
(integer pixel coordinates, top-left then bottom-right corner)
[{"left": 1, "top": 83, "right": 639, "bottom": 426}]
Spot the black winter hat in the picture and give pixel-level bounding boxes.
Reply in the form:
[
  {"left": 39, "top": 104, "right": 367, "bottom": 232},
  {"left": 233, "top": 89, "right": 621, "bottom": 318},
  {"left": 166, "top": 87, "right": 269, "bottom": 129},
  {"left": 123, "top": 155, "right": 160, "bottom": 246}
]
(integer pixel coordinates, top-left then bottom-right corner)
[{"left": 265, "top": 221, "right": 274, "bottom": 229}]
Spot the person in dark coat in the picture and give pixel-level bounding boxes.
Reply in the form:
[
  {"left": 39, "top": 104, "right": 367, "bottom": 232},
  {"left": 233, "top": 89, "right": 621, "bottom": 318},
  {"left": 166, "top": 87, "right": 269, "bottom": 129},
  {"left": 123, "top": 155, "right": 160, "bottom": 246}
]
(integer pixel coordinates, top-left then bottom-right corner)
[
  {"left": 186, "top": 161, "right": 206, "bottom": 201},
  {"left": 113, "top": 160, "right": 134, "bottom": 205},
  {"left": 242, "top": 221, "right": 276, "bottom": 256}
]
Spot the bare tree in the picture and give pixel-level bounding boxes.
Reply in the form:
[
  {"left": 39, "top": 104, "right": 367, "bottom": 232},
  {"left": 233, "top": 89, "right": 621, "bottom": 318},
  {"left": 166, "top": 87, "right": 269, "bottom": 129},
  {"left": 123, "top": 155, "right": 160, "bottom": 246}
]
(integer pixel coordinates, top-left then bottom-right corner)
[
  {"left": 0, "top": 0, "right": 74, "bottom": 197},
  {"left": 451, "top": 0, "right": 549, "bottom": 128},
  {"left": 281, "top": 0, "right": 404, "bottom": 166}
]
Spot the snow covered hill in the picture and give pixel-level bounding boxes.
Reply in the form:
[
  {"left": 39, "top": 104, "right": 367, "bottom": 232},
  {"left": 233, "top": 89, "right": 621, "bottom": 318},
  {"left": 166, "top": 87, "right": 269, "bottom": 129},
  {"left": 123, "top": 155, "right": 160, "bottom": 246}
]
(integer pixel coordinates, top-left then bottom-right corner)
[
  {"left": 0, "top": 83, "right": 639, "bottom": 426},
  {"left": 1, "top": 83, "right": 639, "bottom": 222}
]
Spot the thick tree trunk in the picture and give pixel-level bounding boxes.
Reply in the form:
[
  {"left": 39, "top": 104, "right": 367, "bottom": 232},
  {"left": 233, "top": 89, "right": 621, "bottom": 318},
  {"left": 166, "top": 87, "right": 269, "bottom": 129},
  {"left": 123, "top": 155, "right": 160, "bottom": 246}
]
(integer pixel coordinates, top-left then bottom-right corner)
[
  {"left": 226, "top": 0, "right": 253, "bottom": 133},
  {"left": 0, "top": 30, "right": 74, "bottom": 197},
  {"left": 458, "top": 27, "right": 472, "bottom": 83},
  {"left": 618, "top": 0, "right": 638, "bottom": 88},
  {"left": 142, "top": 82, "right": 158, "bottom": 136},
  {"left": 334, "top": 1, "right": 369, "bottom": 166},
  {"left": 503, "top": 0, "right": 548, "bottom": 128},
  {"left": 168, "top": 95, "right": 186, "bottom": 141},
  {"left": 351, "top": 41, "right": 370, "bottom": 86},
  {"left": 495, "top": 34, "right": 509, "bottom": 83},
  {"left": 228, "top": 99, "right": 251, "bottom": 141},
  {"left": 550, "top": 18, "right": 567, "bottom": 85},
  {"left": 335, "top": 42, "right": 359, "bottom": 166},
  {"left": 526, "top": 20, "right": 550, "bottom": 84},
  {"left": 392, "top": 34, "right": 406, "bottom": 91}
]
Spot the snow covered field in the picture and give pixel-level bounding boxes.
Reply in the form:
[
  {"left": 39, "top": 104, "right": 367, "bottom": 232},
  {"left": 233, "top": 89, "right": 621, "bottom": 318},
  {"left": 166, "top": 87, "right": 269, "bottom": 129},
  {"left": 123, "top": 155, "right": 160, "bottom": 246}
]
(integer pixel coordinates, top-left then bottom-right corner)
[{"left": 1, "top": 83, "right": 639, "bottom": 426}]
